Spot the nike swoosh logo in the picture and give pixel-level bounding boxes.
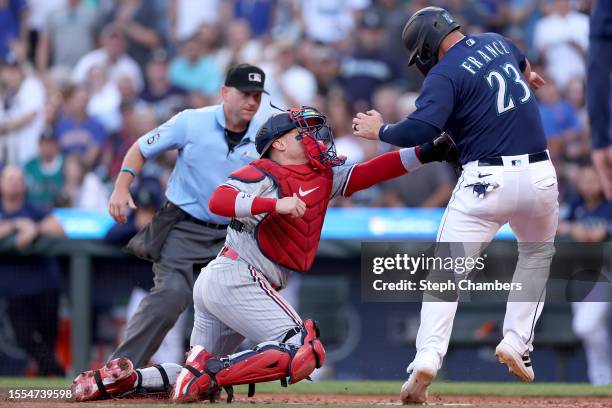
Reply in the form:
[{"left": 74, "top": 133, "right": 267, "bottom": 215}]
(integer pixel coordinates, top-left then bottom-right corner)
[
  {"left": 298, "top": 186, "right": 319, "bottom": 197},
  {"left": 478, "top": 173, "right": 492, "bottom": 178}
]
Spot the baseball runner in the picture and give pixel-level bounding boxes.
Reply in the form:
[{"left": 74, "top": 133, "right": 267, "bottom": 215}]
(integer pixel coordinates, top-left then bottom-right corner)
[
  {"left": 106, "top": 63, "right": 266, "bottom": 368},
  {"left": 352, "top": 7, "right": 559, "bottom": 404},
  {"left": 70, "top": 106, "right": 454, "bottom": 403}
]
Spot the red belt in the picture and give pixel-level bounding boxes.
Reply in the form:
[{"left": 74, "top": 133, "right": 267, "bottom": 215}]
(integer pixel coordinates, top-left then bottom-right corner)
[{"left": 220, "top": 246, "right": 240, "bottom": 260}]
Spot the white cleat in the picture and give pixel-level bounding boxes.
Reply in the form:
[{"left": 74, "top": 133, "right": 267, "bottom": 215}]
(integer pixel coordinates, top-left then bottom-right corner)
[
  {"left": 400, "top": 365, "right": 437, "bottom": 405},
  {"left": 495, "top": 341, "right": 535, "bottom": 382}
]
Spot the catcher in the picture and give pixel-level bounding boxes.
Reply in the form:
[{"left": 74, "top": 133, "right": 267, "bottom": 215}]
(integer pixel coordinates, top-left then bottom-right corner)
[{"left": 71, "top": 106, "right": 456, "bottom": 403}]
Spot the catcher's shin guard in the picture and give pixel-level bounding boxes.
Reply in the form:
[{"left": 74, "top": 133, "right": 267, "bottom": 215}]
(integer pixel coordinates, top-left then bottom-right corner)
[{"left": 176, "top": 319, "right": 325, "bottom": 403}]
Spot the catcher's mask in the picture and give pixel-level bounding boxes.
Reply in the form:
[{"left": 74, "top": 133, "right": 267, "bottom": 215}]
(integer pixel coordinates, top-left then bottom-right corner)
[
  {"left": 255, "top": 106, "right": 346, "bottom": 170},
  {"left": 402, "top": 7, "right": 460, "bottom": 76}
]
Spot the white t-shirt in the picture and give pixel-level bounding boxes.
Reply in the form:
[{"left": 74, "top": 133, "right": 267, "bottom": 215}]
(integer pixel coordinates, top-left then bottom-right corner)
[
  {"left": 72, "top": 48, "right": 144, "bottom": 92},
  {"left": 259, "top": 63, "right": 317, "bottom": 114},
  {"left": 301, "top": 0, "right": 370, "bottom": 43},
  {"left": 174, "top": 0, "right": 220, "bottom": 41},
  {"left": 0, "top": 76, "right": 46, "bottom": 165},
  {"left": 533, "top": 11, "right": 589, "bottom": 89}
]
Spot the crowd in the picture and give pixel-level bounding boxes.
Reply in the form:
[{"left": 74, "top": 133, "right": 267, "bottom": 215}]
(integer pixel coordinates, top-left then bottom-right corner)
[
  {"left": 0, "top": 0, "right": 610, "bottom": 380},
  {"left": 0, "top": 0, "right": 608, "bottom": 225}
]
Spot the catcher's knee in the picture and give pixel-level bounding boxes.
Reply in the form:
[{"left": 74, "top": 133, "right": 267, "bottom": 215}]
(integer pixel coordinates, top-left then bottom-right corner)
[{"left": 289, "top": 319, "right": 325, "bottom": 383}]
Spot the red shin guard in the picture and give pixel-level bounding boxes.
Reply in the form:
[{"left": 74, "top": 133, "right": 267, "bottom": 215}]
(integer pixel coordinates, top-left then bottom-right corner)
[{"left": 179, "top": 320, "right": 325, "bottom": 403}]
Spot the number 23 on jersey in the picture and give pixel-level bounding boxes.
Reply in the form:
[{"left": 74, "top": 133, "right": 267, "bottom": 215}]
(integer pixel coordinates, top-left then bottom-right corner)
[{"left": 485, "top": 63, "right": 532, "bottom": 115}]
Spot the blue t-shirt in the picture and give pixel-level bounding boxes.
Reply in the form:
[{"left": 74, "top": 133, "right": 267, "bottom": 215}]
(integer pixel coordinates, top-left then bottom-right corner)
[
  {"left": 0, "top": 201, "right": 61, "bottom": 298},
  {"left": 538, "top": 100, "right": 581, "bottom": 140},
  {"left": 55, "top": 114, "right": 107, "bottom": 155},
  {"left": 0, "top": 0, "right": 26, "bottom": 58},
  {"left": 410, "top": 32, "right": 547, "bottom": 164}
]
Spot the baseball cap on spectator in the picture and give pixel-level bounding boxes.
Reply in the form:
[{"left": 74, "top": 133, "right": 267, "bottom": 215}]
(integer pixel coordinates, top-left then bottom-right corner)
[
  {"left": 134, "top": 177, "right": 163, "bottom": 210},
  {"left": 360, "top": 9, "right": 384, "bottom": 29},
  {"left": 224, "top": 63, "right": 267, "bottom": 93},
  {"left": 39, "top": 127, "right": 58, "bottom": 143}
]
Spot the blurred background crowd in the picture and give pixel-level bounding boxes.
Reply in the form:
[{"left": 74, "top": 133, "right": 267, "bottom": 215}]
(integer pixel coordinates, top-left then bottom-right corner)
[
  {"left": 0, "top": 0, "right": 610, "bottom": 382},
  {"left": 0, "top": 0, "right": 608, "bottom": 229}
]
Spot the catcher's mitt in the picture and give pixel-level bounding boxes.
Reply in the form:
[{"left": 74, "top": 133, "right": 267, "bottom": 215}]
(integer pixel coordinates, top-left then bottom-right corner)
[{"left": 416, "top": 132, "right": 460, "bottom": 167}]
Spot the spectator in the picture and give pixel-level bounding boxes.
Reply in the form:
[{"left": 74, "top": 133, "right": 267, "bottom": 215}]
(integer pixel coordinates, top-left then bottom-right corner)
[
  {"left": 168, "top": 35, "right": 223, "bottom": 97},
  {"left": 0, "top": 0, "right": 27, "bottom": 60},
  {"left": 169, "top": 0, "right": 227, "bottom": 43},
  {"left": 26, "top": 0, "right": 65, "bottom": 64},
  {"left": 533, "top": 0, "right": 589, "bottom": 90},
  {"left": 233, "top": 0, "right": 274, "bottom": 38},
  {"left": 0, "top": 165, "right": 65, "bottom": 376},
  {"left": 327, "top": 94, "right": 366, "bottom": 165},
  {"left": 54, "top": 85, "right": 106, "bottom": 169},
  {"left": 0, "top": 53, "right": 46, "bottom": 165},
  {"left": 559, "top": 164, "right": 612, "bottom": 242},
  {"left": 537, "top": 78, "right": 582, "bottom": 163},
  {"left": 139, "top": 51, "right": 187, "bottom": 122},
  {"left": 310, "top": 45, "right": 342, "bottom": 97},
  {"left": 378, "top": 163, "right": 455, "bottom": 208},
  {"left": 105, "top": 0, "right": 161, "bottom": 69},
  {"left": 261, "top": 39, "right": 317, "bottom": 110},
  {"left": 340, "top": 9, "right": 402, "bottom": 111},
  {"left": 36, "top": 0, "right": 98, "bottom": 75},
  {"left": 72, "top": 24, "right": 144, "bottom": 93},
  {"left": 557, "top": 164, "right": 612, "bottom": 386},
  {"left": 23, "top": 127, "right": 64, "bottom": 210},
  {"left": 55, "top": 154, "right": 108, "bottom": 210},
  {"left": 301, "top": 0, "right": 370, "bottom": 46},
  {"left": 215, "top": 19, "right": 263, "bottom": 74},
  {"left": 84, "top": 65, "right": 123, "bottom": 133}
]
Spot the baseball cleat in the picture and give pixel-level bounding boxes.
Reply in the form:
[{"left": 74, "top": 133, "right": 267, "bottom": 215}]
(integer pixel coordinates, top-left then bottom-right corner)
[
  {"left": 495, "top": 342, "right": 534, "bottom": 382},
  {"left": 172, "top": 345, "right": 220, "bottom": 402},
  {"left": 71, "top": 357, "right": 136, "bottom": 401},
  {"left": 400, "top": 365, "right": 437, "bottom": 405}
]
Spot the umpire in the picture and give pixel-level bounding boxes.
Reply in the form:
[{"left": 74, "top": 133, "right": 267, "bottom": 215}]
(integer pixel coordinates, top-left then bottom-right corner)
[{"left": 108, "top": 63, "right": 267, "bottom": 367}]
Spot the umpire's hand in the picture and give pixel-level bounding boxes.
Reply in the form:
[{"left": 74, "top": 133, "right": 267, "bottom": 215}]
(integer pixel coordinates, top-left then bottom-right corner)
[
  {"left": 352, "top": 110, "right": 384, "bottom": 141},
  {"left": 109, "top": 186, "right": 137, "bottom": 224}
]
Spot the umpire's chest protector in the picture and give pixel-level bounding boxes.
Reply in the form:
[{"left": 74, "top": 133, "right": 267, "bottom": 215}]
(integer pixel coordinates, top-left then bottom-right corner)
[{"left": 250, "top": 159, "right": 333, "bottom": 273}]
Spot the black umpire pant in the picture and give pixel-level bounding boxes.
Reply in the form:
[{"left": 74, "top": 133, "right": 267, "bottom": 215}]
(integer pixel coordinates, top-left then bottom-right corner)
[{"left": 109, "top": 218, "right": 226, "bottom": 367}]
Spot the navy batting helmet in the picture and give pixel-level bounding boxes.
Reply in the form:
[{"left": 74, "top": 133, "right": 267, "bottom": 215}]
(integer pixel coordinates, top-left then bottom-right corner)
[{"left": 401, "top": 7, "right": 460, "bottom": 75}]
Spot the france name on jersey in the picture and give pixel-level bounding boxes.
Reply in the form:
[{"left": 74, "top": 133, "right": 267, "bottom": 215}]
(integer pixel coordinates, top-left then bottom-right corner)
[{"left": 410, "top": 33, "right": 547, "bottom": 164}]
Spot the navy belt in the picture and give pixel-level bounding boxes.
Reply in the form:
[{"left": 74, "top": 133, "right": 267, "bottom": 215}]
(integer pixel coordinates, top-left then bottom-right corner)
[{"left": 478, "top": 151, "right": 549, "bottom": 167}]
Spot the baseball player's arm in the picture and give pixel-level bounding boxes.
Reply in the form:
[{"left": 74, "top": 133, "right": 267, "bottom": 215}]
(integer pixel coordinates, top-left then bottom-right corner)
[
  {"left": 209, "top": 185, "right": 306, "bottom": 219},
  {"left": 109, "top": 111, "right": 190, "bottom": 224},
  {"left": 338, "top": 148, "right": 422, "bottom": 197}
]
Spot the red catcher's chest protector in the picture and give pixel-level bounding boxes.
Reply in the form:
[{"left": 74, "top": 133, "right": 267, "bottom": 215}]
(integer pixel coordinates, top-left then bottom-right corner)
[{"left": 251, "top": 159, "right": 333, "bottom": 272}]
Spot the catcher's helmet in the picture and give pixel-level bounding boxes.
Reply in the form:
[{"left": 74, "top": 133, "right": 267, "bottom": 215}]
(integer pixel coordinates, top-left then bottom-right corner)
[
  {"left": 402, "top": 7, "right": 460, "bottom": 75},
  {"left": 255, "top": 106, "right": 344, "bottom": 167}
]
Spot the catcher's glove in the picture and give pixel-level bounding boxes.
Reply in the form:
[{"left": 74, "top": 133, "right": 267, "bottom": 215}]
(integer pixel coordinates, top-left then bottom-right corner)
[{"left": 416, "top": 132, "right": 460, "bottom": 166}]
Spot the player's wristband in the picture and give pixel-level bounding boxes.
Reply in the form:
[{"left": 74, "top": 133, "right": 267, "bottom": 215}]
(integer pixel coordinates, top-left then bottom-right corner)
[{"left": 120, "top": 167, "right": 138, "bottom": 178}]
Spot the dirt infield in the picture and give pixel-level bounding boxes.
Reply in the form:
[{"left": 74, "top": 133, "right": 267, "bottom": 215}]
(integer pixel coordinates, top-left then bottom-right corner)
[{"left": 2, "top": 392, "right": 612, "bottom": 407}]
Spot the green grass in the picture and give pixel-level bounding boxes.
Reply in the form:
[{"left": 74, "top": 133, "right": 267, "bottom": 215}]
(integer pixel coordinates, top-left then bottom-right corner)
[
  {"left": 1, "top": 378, "right": 610, "bottom": 407},
  {"left": 1, "top": 378, "right": 611, "bottom": 397}
]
